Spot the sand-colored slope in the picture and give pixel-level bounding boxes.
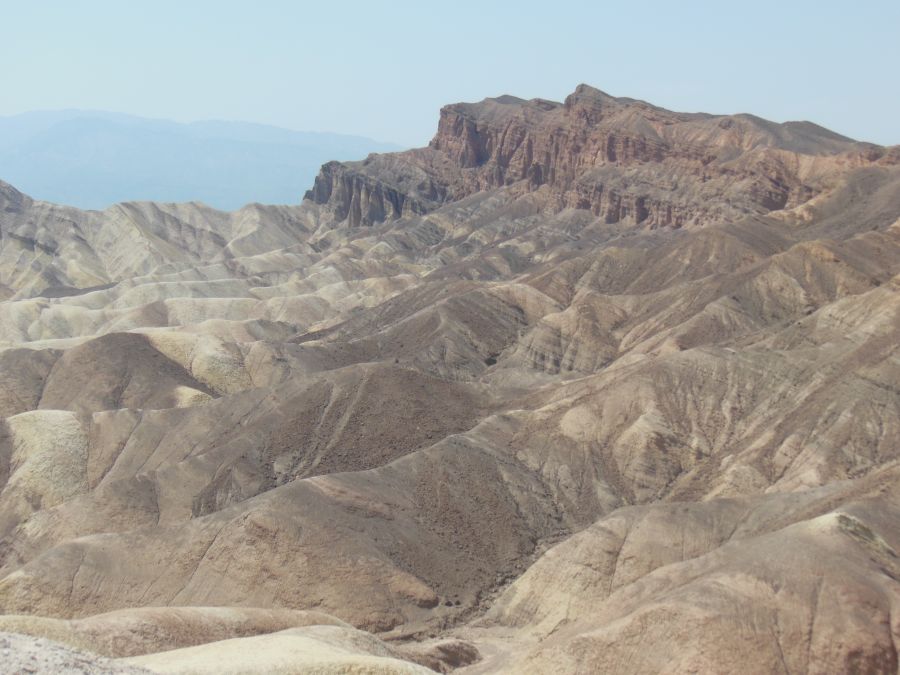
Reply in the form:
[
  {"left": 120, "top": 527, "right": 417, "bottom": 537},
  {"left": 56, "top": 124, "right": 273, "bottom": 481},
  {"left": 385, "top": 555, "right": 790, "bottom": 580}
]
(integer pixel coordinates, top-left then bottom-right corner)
[
  {"left": 123, "top": 626, "right": 433, "bottom": 674},
  {"left": 0, "top": 90, "right": 899, "bottom": 674},
  {"left": 482, "top": 476, "right": 900, "bottom": 673},
  {"left": 0, "top": 606, "right": 349, "bottom": 658}
]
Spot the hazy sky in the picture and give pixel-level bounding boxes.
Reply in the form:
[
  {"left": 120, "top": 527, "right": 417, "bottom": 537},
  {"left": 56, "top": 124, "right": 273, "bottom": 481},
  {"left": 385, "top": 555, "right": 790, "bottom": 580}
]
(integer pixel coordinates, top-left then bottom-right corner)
[{"left": 2, "top": 1, "right": 898, "bottom": 146}]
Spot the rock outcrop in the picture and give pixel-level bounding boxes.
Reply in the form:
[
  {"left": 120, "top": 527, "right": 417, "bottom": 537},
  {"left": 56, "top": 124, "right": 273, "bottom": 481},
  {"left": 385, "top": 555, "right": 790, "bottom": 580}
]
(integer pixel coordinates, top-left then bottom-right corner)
[
  {"left": 0, "top": 86, "right": 899, "bottom": 674},
  {"left": 306, "top": 84, "right": 885, "bottom": 229},
  {"left": 304, "top": 160, "right": 440, "bottom": 227}
]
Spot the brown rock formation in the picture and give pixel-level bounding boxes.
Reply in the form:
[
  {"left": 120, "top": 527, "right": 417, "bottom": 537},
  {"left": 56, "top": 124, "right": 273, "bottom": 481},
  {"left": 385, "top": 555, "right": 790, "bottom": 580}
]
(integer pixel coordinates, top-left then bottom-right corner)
[
  {"left": 307, "top": 84, "right": 880, "bottom": 229},
  {"left": 0, "top": 86, "right": 899, "bottom": 673}
]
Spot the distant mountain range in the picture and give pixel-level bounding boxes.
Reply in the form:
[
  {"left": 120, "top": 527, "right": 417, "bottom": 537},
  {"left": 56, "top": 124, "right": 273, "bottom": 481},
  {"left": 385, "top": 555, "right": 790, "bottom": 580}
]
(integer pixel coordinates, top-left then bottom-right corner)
[{"left": 0, "top": 110, "right": 402, "bottom": 210}]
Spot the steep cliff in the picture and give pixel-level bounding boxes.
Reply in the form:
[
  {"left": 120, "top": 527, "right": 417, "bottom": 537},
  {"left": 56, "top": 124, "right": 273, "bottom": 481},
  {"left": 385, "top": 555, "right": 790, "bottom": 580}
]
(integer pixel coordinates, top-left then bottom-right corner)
[
  {"left": 307, "top": 84, "right": 882, "bottom": 228},
  {"left": 3, "top": 85, "right": 900, "bottom": 675}
]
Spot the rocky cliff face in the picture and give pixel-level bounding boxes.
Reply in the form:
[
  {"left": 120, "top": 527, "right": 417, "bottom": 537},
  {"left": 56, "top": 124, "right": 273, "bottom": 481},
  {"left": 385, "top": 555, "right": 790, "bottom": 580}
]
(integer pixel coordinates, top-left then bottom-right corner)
[
  {"left": 2, "top": 84, "right": 900, "bottom": 674},
  {"left": 308, "top": 84, "right": 880, "bottom": 229},
  {"left": 304, "top": 161, "right": 435, "bottom": 227}
]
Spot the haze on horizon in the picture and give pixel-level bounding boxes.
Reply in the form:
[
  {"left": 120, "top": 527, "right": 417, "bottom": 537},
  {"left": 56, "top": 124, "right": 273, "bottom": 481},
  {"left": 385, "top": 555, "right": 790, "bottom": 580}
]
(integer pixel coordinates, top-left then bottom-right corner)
[
  {"left": 3, "top": 3, "right": 900, "bottom": 672},
  {"left": 1, "top": 0, "right": 898, "bottom": 148}
]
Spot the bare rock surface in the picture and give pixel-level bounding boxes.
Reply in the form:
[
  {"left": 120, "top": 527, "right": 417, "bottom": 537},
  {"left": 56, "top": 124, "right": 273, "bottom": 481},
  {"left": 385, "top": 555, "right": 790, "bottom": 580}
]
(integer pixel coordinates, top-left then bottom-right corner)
[
  {"left": 0, "top": 85, "right": 899, "bottom": 673},
  {"left": 0, "top": 607, "right": 350, "bottom": 658},
  {"left": 0, "top": 631, "right": 151, "bottom": 674},
  {"left": 308, "top": 84, "right": 889, "bottom": 228},
  {"left": 121, "top": 626, "right": 434, "bottom": 674}
]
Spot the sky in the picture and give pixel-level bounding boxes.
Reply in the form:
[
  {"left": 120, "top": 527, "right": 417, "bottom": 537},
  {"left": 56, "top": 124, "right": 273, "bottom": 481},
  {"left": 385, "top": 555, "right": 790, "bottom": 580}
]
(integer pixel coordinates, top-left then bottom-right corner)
[{"left": 1, "top": 0, "right": 898, "bottom": 147}]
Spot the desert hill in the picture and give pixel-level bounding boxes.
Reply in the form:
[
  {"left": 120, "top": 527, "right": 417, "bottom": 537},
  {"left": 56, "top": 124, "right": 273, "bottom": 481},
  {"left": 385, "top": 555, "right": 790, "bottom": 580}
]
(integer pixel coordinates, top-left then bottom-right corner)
[{"left": 0, "top": 85, "right": 899, "bottom": 673}]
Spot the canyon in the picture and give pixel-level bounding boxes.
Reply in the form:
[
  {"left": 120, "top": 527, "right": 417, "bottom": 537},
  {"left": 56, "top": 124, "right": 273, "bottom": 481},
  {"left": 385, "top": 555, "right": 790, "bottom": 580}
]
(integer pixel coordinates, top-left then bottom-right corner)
[{"left": 0, "top": 84, "right": 899, "bottom": 673}]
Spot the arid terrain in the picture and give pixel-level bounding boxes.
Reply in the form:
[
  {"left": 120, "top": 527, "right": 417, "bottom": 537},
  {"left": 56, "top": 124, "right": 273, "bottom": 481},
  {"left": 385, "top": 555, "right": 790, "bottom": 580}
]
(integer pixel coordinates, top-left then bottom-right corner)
[{"left": 0, "top": 84, "right": 899, "bottom": 673}]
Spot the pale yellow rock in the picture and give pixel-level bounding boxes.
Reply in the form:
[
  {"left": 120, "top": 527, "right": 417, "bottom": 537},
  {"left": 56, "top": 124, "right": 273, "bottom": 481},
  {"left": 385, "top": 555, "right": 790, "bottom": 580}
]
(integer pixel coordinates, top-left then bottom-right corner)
[
  {"left": 122, "top": 626, "right": 433, "bottom": 674},
  {"left": 6, "top": 410, "right": 89, "bottom": 509}
]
